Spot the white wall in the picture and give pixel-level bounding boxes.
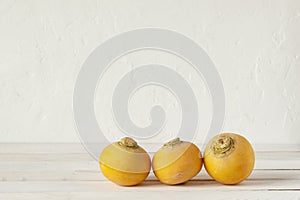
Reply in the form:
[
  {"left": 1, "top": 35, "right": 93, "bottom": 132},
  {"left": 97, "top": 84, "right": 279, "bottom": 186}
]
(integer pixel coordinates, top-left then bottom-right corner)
[{"left": 0, "top": 0, "right": 299, "bottom": 148}]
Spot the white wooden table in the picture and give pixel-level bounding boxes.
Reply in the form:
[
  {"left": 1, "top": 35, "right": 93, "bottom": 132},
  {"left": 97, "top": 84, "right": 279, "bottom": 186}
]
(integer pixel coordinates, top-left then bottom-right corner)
[{"left": 0, "top": 144, "right": 299, "bottom": 200}]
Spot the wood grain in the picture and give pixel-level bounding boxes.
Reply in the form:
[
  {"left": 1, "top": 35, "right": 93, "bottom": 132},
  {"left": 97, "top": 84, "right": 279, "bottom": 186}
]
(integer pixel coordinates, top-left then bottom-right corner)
[{"left": 0, "top": 144, "right": 299, "bottom": 199}]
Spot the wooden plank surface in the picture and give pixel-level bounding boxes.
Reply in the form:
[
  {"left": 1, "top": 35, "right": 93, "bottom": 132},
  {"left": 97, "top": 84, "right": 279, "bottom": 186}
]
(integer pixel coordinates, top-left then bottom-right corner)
[
  {"left": 0, "top": 144, "right": 299, "bottom": 200},
  {"left": 0, "top": 191, "right": 299, "bottom": 200}
]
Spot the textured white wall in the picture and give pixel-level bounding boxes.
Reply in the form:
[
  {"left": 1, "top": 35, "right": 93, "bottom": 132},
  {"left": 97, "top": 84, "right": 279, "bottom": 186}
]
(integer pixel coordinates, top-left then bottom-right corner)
[{"left": 0, "top": 0, "right": 299, "bottom": 147}]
